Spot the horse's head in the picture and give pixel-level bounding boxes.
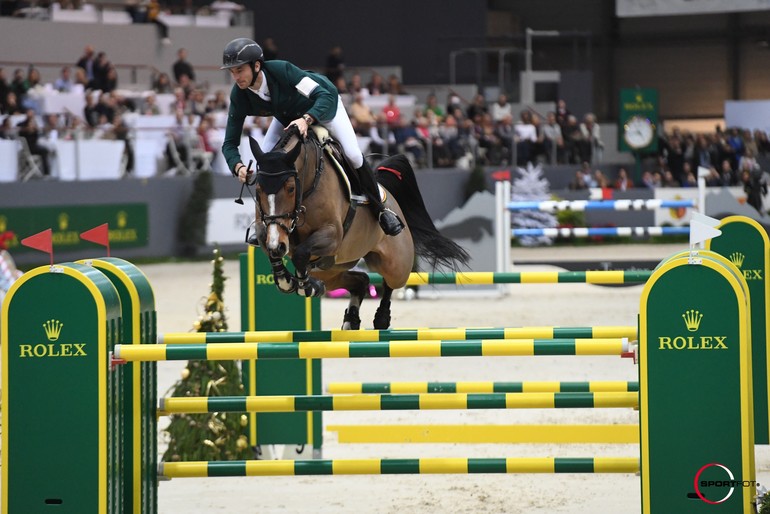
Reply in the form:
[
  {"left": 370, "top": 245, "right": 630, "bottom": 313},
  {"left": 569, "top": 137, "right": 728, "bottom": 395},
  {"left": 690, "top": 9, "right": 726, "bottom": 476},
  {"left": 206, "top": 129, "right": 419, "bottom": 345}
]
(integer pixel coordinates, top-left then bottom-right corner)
[{"left": 249, "top": 134, "right": 303, "bottom": 260}]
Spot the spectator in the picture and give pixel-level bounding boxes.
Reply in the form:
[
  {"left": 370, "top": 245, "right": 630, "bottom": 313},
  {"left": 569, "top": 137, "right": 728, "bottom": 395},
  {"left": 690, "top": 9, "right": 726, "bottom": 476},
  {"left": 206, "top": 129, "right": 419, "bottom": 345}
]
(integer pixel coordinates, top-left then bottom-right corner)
[
  {"left": 466, "top": 93, "right": 487, "bottom": 122},
  {"left": 382, "top": 95, "right": 401, "bottom": 130},
  {"left": 348, "top": 73, "right": 365, "bottom": 96},
  {"left": 568, "top": 170, "right": 589, "bottom": 190},
  {"left": 324, "top": 46, "right": 345, "bottom": 85},
  {"left": 16, "top": 109, "right": 51, "bottom": 176},
  {"left": 494, "top": 114, "right": 514, "bottom": 161},
  {"left": 186, "top": 88, "right": 207, "bottom": 117},
  {"left": 210, "top": 90, "right": 228, "bottom": 111},
  {"left": 513, "top": 110, "right": 537, "bottom": 165},
  {"left": 593, "top": 169, "right": 610, "bottom": 189},
  {"left": 333, "top": 75, "right": 348, "bottom": 95},
  {"left": 366, "top": 72, "right": 386, "bottom": 96},
  {"left": 172, "top": 48, "right": 196, "bottom": 84},
  {"left": 738, "top": 148, "right": 759, "bottom": 175},
  {"left": 147, "top": 0, "right": 171, "bottom": 45},
  {"left": 349, "top": 92, "right": 376, "bottom": 133},
  {"left": 613, "top": 167, "right": 634, "bottom": 190},
  {"left": 562, "top": 114, "right": 583, "bottom": 164},
  {"left": 476, "top": 113, "right": 504, "bottom": 165},
  {"left": 92, "top": 52, "right": 111, "bottom": 92},
  {"left": 393, "top": 119, "right": 425, "bottom": 167},
  {"left": 0, "top": 117, "right": 14, "bottom": 139},
  {"left": 665, "top": 136, "right": 686, "bottom": 184},
  {"left": 641, "top": 170, "right": 657, "bottom": 189},
  {"left": 681, "top": 169, "right": 698, "bottom": 187},
  {"left": 81, "top": 92, "right": 98, "bottom": 126},
  {"left": 490, "top": 93, "right": 511, "bottom": 123},
  {"left": 424, "top": 93, "right": 444, "bottom": 119},
  {"left": 0, "top": 68, "right": 8, "bottom": 112},
  {"left": 1, "top": 91, "right": 21, "bottom": 116},
  {"left": 142, "top": 93, "right": 161, "bottom": 115},
  {"left": 579, "top": 112, "right": 603, "bottom": 165},
  {"left": 446, "top": 94, "right": 463, "bottom": 118},
  {"left": 754, "top": 129, "right": 770, "bottom": 156},
  {"left": 262, "top": 37, "right": 278, "bottom": 61},
  {"left": 555, "top": 98, "right": 571, "bottom": 129},
  {"left": 385, "top": 74, "right": 407, "bottom": 95},
  {"left": 661, "top": 169, "right": 679, "bottom": 187},
  {"left": 694, "top": 134, "right": 718, "bottom": 170},
  {"left": 101, "top": 65, "right": 118, "bottom": 93},
  {"left": 10, "top": 68, "right": 27, "bottom": 107},
  {"left": 151, "top": 70, "right": 173, "bottom": 94},
  {"left": 704, "top": 166, "right": 723, "bottom": 187},
  {"left": 76, "top": 45, "right": 96, "bottom": 87},
  {"left": 73, "top": 67, "right": 88, "bottom": 91},
  {"left": 95, "top": 92, "right": 118, "bottom": 124},
  {"left": 742, "top": 167, "right": 768, "bottom": 213},
  {"left": 53, "top": 66, "right": 74, "bottom": 93},
  {"left": 24, "top": 67, "right": 42, "bottom": 92},
  {"left": 539, "top": 111, "right": 564, "bottom": 164}
]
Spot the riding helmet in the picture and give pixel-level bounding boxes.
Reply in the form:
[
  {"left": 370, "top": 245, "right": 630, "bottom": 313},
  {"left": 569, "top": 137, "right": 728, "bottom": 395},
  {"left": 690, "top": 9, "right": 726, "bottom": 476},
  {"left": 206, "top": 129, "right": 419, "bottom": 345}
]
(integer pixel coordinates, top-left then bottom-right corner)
[{"left": 221, "top": 38, "right": 264, "bottom": 69}]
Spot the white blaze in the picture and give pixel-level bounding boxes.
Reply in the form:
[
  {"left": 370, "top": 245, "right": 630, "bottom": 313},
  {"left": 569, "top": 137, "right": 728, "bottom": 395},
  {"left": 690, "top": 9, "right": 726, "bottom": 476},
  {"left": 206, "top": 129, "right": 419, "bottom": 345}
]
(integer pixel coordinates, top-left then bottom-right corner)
[{"left": 266, "top": 194, "right": 280, "bottom": 250}]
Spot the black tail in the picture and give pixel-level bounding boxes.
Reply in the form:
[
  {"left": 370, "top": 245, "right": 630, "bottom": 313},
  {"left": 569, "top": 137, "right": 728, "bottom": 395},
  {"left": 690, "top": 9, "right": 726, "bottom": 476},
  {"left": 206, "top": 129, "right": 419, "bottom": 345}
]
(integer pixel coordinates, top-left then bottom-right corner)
[{"left": 376, "top": 155, "right": 470, "bottom": 271}]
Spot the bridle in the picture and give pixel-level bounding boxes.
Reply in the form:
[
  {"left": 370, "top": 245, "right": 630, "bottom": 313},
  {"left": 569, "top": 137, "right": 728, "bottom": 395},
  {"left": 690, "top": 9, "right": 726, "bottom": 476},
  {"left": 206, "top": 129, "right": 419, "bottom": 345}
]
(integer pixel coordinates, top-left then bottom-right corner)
[
  {"left": 256, "top": 168, "right": 304, "bottom": 236},
  {"left": 254, "top": 130, "right": 324, "bottom": 237}
]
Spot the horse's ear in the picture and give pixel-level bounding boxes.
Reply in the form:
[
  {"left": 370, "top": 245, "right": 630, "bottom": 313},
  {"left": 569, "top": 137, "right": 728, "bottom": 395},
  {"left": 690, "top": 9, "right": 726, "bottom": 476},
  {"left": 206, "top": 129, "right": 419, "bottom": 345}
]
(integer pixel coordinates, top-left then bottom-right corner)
[
  {"left": 284, "top": 139, "right": 302, "bottom": 163},
  {"left": 249, "top": 136, "right": 263, "bottom": 158}
]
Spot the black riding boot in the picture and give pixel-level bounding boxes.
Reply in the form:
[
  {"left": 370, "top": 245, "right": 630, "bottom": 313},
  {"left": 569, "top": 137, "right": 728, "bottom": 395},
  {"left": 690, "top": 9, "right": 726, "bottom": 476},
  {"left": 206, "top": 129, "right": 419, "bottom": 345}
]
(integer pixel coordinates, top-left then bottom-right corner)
[{"left": 356, "top": 160, "right": 404, "bottom": 236}]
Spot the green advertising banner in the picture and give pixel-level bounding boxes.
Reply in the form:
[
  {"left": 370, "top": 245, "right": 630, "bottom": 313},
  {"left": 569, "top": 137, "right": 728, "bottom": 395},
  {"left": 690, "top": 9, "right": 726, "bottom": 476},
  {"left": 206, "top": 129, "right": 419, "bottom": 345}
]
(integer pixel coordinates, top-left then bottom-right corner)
[
  {"left": 618, "top": 88, "right": 659, "bottom": 153},
  {"left": 0, "top": 204, "right": 148, "bottom": 253}
]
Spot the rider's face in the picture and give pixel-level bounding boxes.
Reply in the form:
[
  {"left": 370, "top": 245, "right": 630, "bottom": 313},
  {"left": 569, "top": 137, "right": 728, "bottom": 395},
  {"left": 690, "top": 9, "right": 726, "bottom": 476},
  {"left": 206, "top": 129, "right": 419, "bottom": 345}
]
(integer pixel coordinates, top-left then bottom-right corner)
[{"left": 229, "top": 63, "right": 257, "bottom": 89}]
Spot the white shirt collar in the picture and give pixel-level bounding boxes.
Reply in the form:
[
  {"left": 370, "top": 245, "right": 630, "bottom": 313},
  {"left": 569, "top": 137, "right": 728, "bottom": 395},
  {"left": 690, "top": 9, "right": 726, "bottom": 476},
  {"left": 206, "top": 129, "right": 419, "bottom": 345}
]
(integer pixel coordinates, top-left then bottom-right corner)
[{"left": 248, "top": 72, "right": 270, "bottom": 102}]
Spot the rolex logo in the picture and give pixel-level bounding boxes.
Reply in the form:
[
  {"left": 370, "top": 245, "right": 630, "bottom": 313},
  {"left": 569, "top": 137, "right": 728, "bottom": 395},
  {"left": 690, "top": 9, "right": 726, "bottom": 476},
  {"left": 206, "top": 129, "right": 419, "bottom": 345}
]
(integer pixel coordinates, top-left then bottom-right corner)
[
  {"left": 728, "top": 252, "right": 745, "bottom": 269},
  {"left": 43, "top": 319, "right": 63, "bottom": 341},
  {"left": 682, "top": 310, "right": 702, "bottom": 332}
]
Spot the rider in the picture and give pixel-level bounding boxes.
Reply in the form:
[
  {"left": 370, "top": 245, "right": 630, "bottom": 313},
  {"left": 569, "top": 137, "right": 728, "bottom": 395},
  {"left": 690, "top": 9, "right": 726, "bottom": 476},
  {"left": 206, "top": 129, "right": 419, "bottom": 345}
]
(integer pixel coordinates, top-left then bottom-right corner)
[{"left": 220, "top": 37, "right": 403, "bottom": 236}]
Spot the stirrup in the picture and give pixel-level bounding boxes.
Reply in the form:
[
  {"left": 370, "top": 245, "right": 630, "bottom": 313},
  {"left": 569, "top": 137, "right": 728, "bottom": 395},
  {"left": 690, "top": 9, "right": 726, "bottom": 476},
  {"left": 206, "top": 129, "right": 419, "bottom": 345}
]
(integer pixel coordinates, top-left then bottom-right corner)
[{"left": 378, "top": 208, "right": 404, "bottom": 236}]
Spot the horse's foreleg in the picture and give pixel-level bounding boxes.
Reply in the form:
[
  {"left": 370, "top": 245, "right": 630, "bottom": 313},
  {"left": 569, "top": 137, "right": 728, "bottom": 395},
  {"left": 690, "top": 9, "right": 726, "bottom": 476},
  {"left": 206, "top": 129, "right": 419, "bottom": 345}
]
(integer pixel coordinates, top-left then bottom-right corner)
[
  {"left": 268, "top": 256, "right": 298, "bottom": 294},
  {"left": 373, "top": 284, "right": 393, "bottom": 329},
  {"left": 292, "top": 228, "right": 339, "bottom": 298}
]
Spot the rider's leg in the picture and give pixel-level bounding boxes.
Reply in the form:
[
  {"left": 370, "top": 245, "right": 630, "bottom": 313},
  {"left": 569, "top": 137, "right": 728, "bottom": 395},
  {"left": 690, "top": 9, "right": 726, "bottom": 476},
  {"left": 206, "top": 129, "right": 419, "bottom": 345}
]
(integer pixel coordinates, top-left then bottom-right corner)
[
  {"left": 326, "top": 98, "right": 403, "bottom": 236},
  {"left": 355, "top": 158, "right": 403, "bottom": 235}
]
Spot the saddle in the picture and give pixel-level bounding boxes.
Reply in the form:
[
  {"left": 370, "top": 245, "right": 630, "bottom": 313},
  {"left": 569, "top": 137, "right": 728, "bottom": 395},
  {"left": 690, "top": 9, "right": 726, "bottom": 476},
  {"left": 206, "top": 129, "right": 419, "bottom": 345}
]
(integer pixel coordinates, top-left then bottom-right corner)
[{"left": 309, "top": 126, "right": 385, "bottom": 204}]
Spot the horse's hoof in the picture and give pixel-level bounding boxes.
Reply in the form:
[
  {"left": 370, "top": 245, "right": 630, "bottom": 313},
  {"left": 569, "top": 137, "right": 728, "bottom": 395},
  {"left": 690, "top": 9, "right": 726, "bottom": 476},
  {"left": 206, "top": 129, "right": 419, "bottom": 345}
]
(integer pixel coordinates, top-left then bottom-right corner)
[
  {"left": 373, "top": 309, "right": 391, "bottom": 330},
  {"left": 275, "top": 276, "right": 298, "bottom": 294},
  {"left": 298, "top": 277, "right": 326, "bottom": 298},
  {"left": 343, "top": 307, "right": 361, "bottom": 330}
]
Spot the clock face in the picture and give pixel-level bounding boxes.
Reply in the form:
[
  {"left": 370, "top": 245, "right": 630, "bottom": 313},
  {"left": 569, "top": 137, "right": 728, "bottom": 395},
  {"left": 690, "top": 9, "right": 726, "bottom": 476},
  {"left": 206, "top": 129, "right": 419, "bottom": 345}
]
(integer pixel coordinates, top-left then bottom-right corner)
[{"left": 624, "top": 116, "right": 654, "bottom": 149}]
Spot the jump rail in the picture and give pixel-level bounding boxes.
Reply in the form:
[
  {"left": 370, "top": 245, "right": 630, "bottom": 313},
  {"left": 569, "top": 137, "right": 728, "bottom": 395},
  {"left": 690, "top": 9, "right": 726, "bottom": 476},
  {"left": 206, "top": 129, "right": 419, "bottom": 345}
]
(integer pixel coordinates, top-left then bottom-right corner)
[
  {"left": 365, "top": 270, "right": 652, "bottom": 286},
  {"left": 114, "top": 338, "right": 631, "bottom": 362},
  {"left": 327, "top": 380, "right": 640, "bottom": 394},
  {"left": 158, "top": 391, "right": 639, "bottom": 414},
  {"left": 507, "top": 199, "right": 696, "bottom": 212},
  {"left": 158, "top": 325, "right": 639, "bottom": 344},
  {"left": 511, "top": 226, "right": 690, "bottom": 238},
  {"left": 159, "top": 457, "right": 641, "bottom": 478}
]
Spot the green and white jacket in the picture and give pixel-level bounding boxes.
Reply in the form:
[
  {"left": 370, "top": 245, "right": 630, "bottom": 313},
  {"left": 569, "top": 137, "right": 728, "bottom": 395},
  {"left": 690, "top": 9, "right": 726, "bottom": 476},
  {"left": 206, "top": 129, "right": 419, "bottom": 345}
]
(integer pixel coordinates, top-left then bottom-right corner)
[{"left": 222, "top": 60, "right": 337, "bottom": 172}]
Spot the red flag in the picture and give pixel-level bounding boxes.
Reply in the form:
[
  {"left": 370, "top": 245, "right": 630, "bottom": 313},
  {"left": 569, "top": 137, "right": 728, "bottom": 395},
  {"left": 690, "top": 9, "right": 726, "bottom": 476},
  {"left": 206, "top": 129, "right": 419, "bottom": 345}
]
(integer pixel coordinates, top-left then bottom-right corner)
[
  {"left": 80, "top": 223, "right": 110, "bottom": 257},
  {"left": 21, "top": 228, "right": 53, "bottom": 265}
]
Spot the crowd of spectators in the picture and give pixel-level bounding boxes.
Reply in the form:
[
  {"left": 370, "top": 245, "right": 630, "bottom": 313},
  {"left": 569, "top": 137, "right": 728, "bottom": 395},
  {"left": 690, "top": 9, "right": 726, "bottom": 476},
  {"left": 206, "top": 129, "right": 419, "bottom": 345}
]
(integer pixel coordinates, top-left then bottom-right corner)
[{"left": 1, "top": 39, "right": 770, "bottom": 209}]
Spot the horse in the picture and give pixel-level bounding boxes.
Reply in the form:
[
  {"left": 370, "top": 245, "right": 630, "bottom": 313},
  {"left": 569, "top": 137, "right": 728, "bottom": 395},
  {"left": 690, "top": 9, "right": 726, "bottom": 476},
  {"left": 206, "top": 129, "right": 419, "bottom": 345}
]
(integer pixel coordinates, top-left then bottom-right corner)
[{"left": 246, "top": 127, "right": 469, "bottom": 329}]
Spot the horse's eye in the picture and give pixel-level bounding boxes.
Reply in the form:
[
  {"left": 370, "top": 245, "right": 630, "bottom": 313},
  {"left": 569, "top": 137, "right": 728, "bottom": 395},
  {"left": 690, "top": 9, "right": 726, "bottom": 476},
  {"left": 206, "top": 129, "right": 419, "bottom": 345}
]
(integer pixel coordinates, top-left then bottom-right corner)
[{"left": 287, "top": 184, "right": 295, "bottom": 194}]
